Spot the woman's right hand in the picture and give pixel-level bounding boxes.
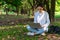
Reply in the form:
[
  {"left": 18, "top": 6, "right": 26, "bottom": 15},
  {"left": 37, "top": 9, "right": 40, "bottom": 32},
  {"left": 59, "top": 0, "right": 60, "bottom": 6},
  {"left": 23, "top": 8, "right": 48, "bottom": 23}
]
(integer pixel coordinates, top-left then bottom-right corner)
[{"left": 41, "top": 25, "right": 45, "bottom": 28}]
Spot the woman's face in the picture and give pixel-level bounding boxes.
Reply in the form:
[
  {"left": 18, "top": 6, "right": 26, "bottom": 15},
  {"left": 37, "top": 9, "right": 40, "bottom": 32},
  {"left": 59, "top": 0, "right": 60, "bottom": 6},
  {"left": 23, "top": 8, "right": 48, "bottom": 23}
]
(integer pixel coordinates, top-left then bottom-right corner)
[{"left": 37, "top": 6, "right": 43, "bottom": 12}]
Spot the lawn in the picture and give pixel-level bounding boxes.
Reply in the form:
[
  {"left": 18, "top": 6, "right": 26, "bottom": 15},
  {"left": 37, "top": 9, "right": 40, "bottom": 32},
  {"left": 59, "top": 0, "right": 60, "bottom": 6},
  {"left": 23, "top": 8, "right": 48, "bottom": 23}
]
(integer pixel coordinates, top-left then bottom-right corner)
[
  {"left": 0, "top": 22, "right": 60, "bottom": 40},
  {"left": 0, "top": 25, "right": 39, "bottom": 40},
  {"left": 55, "top": 12, "right": 60, "bottom": 18}
]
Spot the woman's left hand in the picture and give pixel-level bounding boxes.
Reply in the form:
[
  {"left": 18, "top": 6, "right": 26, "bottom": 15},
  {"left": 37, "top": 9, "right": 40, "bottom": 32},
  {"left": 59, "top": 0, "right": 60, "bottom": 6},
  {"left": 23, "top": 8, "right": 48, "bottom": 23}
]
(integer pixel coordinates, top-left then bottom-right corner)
[
  {"left": 42, "top": 24, "right": 47, "bottom": 28},
  {"left": 42, "top": 25, "right": 45, "bottom": 28}
]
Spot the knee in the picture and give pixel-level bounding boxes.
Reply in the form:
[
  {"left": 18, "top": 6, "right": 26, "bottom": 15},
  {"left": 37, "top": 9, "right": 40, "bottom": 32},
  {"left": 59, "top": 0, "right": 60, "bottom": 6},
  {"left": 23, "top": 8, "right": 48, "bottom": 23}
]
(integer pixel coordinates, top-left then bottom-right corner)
[
  {"left": 26, "top": 25, "right": 31, "bottom": 29},
  {"left": 44, "top": 27, "right": 48, "bottom": 32}
]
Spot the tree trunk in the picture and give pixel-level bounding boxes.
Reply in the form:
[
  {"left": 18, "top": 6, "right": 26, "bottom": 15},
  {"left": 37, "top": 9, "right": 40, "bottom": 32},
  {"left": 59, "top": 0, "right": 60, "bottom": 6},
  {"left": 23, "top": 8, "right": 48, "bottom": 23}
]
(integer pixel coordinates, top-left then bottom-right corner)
[
  {"left": 28, "top": 9, "right": 30, "bottom": 16},
  {"left": 45, "top": 0, "right": 51, "bottom": 21},
  {"left": 6, "top": 10, "right": 8, "bottom": 16},
  {"left": 16, "top": 6, "right": 20, "bottom": 16},
  {"left": 51, "top": 0, "right": 56, "bottom": 22},
  {"left": 5, "top": 8, "right": 9, "bottom": 16},
  {"left": 32, "top": 6, "right": 34, "bottom": 16}
]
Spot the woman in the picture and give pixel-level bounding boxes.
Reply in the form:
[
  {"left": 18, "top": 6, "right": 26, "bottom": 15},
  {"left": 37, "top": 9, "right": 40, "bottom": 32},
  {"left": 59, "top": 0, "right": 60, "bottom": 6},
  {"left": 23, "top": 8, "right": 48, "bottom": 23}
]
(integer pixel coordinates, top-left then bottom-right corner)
[{"left": 26, "top": 4, "right": 50, "bottom": 36}]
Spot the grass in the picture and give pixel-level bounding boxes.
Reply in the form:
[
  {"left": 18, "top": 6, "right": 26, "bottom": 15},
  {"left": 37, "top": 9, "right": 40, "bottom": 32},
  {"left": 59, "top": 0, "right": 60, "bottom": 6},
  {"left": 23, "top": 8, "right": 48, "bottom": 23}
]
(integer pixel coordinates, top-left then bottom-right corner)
[
  {"left": 0, "top": 25, "right": 39, "bottom": 40},
  {"left": 52, "top": 22, "right": 60, "bottom": 26},
  {"left": 55, "top": 12, "right": 60, "bottom": 18},
  {"left": 0, "top": 22, "right": 60, "bottom": 40}
]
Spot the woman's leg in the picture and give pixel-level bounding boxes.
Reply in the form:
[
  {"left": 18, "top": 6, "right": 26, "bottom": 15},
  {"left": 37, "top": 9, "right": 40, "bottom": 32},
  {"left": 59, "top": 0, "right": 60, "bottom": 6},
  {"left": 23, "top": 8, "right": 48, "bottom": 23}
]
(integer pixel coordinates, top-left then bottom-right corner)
[
  {"left": 35, "top": 28, "right": 44, "bottom": 34},
  {"left": 43, "top": 26, "right": 48, "bottom": 32},
  {"left": 26, "top": 25, "right": 37, "bottom": 32},
  {"left": 26, "top": 25, "right": 48, "bottom": 35},
  {"left": 35, "top": 26, "right": 48, "bottom": 35}
]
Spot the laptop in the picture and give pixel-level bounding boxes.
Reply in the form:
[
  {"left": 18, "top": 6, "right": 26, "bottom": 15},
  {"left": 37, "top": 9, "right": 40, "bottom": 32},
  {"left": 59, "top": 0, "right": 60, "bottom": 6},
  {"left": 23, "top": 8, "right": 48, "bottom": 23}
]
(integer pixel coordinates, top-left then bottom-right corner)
[{"left": 28, "top": 23, "right": 42, "bottom": 29}]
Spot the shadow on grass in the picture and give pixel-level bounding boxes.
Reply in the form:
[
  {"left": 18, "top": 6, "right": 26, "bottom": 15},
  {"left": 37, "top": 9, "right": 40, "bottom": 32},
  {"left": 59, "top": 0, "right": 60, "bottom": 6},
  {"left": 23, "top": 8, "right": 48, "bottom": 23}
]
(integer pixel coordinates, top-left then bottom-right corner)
[{"left": 48, "top": 25, "right": 60, "bottom": 34}]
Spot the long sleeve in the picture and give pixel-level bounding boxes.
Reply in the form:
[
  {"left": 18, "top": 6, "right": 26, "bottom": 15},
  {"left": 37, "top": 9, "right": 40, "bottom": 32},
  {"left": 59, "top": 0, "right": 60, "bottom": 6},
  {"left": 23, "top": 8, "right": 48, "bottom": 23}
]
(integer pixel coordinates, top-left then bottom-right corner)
[
  {"left": 34, "top": 13, "right": 37, "bottom": 23},
  {"left": 44, "top": 12, "right": 50, "bottom": 27}
]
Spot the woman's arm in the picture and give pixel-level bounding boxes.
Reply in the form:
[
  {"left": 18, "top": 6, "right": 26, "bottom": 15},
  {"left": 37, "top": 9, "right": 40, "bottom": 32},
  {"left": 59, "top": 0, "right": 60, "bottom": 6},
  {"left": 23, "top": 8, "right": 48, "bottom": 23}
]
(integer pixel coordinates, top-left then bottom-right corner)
[
  {"left": 42, "top": 12, "right": 50, "bottom": 27},
  {"left": 46, "top": 12, "right": 50, "bottom": 25},
  {"left": 44, "top": 12, "right": 50, "bottom": 27},
  {"left": 34, "top": 13, "right": 37, "bottom": 23}
]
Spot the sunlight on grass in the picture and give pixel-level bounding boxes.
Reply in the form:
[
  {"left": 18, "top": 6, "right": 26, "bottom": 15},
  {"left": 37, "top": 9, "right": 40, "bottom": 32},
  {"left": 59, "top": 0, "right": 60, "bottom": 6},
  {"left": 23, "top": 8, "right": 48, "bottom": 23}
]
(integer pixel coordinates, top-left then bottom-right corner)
[
  {"left": 52, "top": 22, "right": 60, "bottom": 26},
  {"left": 55, "top": 12, "right": 60, "bottom": 18}
]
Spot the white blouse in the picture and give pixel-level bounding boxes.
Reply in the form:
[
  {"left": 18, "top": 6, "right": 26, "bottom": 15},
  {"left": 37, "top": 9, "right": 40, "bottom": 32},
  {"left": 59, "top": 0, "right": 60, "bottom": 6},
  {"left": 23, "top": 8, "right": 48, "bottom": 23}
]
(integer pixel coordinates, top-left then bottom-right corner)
[{"left": 34, "top": 11, "right": 50, "bottom": 27}]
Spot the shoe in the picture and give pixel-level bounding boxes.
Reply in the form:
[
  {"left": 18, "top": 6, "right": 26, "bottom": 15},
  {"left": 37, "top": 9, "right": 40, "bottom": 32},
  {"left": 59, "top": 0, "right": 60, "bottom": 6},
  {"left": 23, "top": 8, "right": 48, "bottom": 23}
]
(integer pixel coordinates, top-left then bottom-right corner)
[
  {"left": 41, "top": 33, "right": 46, "bottom": 36},
  {"left": 27, "top": 32, "right": 34, "bottom": 36}
]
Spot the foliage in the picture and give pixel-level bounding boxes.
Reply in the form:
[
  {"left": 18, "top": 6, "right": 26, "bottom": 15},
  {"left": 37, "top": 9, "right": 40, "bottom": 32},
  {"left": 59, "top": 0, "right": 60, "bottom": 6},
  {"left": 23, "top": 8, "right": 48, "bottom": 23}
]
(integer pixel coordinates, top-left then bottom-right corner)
[
  {"left": 3, "top": 0, "right": 22, "bottom": 7},
  {"left": 55, "top": 0, "right": 60, "bottom": 12},
  {"left": 27, "top": 0, "right": 33, "bottom": 7}
]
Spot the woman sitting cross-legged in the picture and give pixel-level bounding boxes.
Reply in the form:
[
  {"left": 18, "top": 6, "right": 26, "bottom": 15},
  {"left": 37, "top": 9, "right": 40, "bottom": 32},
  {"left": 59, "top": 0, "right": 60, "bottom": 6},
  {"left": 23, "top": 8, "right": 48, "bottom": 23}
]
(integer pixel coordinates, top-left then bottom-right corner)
[{"left": 26, "top": 4, "right": 50, "bottom": 36}]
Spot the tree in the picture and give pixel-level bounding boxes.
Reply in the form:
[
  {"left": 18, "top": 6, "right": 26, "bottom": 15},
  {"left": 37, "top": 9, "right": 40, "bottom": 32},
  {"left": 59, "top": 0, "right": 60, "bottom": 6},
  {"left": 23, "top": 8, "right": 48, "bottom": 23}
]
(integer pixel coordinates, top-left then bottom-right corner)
[{"left": 3, "top": 0, "right": 22, "bottom": 16}]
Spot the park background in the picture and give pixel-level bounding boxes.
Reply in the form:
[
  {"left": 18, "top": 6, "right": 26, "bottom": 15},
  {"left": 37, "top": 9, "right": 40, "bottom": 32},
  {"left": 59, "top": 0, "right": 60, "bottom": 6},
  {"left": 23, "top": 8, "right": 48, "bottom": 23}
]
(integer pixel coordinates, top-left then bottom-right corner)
[{"left": 0, "top": 0, "right": 60, "bottom": 40}]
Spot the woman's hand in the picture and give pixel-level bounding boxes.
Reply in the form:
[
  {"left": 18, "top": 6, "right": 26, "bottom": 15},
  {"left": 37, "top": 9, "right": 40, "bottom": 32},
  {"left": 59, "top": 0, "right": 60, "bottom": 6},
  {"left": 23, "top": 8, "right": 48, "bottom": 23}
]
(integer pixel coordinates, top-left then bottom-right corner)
[
  {"left": 42, "top": 25, "right": 45, "bottom": 28},
  {"left": 42, "top": 24, "right": 46, "bottom": 27},
  {"left": 42, "top": 24, "right": 48, "bottom": 28}
]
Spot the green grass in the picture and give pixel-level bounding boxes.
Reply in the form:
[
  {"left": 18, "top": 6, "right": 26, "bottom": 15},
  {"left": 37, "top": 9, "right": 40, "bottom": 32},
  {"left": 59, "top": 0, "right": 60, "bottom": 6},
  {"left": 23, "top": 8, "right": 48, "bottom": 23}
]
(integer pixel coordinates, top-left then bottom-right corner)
[
  {"left": 0, "top": 25, "right": 39, "bottom": 40},
  {"left": 0, "top": 22, "right": 60, "bottom": 40},
  {"left": 55, "top": 12, "right": 60, "bottom": 18},
  {"left": 51, "top": 22, "right": 60, "bottom": 26}
]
